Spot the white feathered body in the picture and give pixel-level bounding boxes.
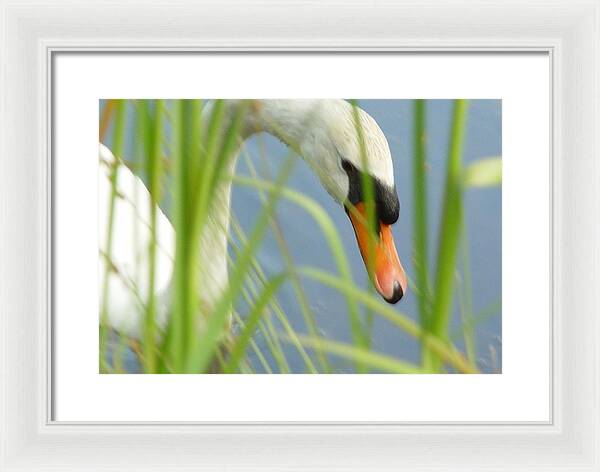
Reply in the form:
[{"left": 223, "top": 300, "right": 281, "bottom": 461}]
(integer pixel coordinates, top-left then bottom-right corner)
[{"left": 99, "top": 144, "right": 175, "bottom": 337}]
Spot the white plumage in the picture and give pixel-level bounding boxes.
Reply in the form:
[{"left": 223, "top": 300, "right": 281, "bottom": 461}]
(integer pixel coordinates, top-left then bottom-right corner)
[{"left": 99, "top": 143, "right": 174, "bottom": 337}]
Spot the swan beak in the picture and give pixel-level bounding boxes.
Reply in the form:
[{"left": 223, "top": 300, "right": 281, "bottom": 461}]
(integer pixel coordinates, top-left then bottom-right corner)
[{"left": 347, "top": 202, "right": 407, "bottom": 304}]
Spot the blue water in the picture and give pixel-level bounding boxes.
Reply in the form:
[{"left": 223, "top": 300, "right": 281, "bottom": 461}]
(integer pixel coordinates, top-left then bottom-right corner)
[{"left": 101, "top": 99, "right": 502, "bottom": 373}]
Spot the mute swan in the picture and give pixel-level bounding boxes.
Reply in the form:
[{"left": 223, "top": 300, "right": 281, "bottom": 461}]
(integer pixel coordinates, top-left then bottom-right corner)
[{"left": 100, "top": 99, "right": 407, "bottom": 339}]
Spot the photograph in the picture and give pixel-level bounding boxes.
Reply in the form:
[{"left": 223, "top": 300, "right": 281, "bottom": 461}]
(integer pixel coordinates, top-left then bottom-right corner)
[{"left": 98, "top": 98, "right": 501, "bottom": 374}]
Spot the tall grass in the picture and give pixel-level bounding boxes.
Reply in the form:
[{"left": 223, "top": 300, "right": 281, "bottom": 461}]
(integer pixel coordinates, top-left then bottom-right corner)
[
  {"left": 241, "top": 145, "right": 327, "bottom": 372},
  {"left": 417, "top": 100, "right": 469, "bottom": 371},
  {"left": 99, "top": 99, "right": 500, "bottom": 374},
  {"left": 410, "top": 99, "right": 502, "bottom": 372},
  {"left": 143, "top": 99, "right": 163, "bottom": 373},
  {"left": 99, "top": 99, "right": 126, "bottom": 373},
  {"left": 412, "top": 100, "right": 433, "bottom": 366}
]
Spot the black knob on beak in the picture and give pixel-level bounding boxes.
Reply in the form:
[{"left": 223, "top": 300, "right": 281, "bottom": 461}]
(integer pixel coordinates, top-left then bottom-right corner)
[{"left": 385, "top": 281, "right": 403, "bottom": 304}]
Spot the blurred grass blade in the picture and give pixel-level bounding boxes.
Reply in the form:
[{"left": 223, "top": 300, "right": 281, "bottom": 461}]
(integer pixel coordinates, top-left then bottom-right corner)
[
  {"left": 230, "top": 258, "right": 291, "bottom": 373},
  {"left": 186, "top": 156, "right": 296, "bottom": 373},
  {"left": 350, "top": 101, "right": 377, "bottom": 279},
  {"left": 142, "top": 99, "right": 164, "bottom": 373},
  {"left": 100, "top": 99, "right": 127, "bottom": 373},
  {"left": 168, "top": 99, "right": 190, "bottom": 371},
  {"left": 298, "top": 266, "right": 478, "bottom": 374},
  {"left": 412, "top": 99, "right": 434, "bottom": 366},
  {"left": 223, "top": 273, "right": 287, "bottom": 373},
  {"left": 229, "top": 217, "right": 314, "bottom": 373},
  {"left": 282, "top": 334, "right": 426, "bottom": 374},
  {"left": 451, "top": 299, "right": 502, "bottom": 340},
  {"left": 99, "top": 99, "right": 116, "bottom": 142},
  {"left": 428, "top": 99, "right": 469, "bottom": 372},
  {"left": 232, "top": 175, "right": 363, "bottom": 367},
  {"left": 463, "top": 157, "right": 502, "bottom": 188},
  {"left": 457, "top": 221, "right": 476, "bottom": 364},
  {"left": 227, "top": 228, "right": 293, "bottom": 374},
  {"left": 241, "top": 146, "right": 329, "bottom": 373},
  {"left": 350, "top": 101, "right": 376, "bottom": 372}
]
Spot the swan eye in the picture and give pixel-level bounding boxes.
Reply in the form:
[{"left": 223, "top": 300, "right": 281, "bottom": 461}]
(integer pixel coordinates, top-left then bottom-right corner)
[{"left": 341, "top": 158, "right": 355, "bottom": 174}]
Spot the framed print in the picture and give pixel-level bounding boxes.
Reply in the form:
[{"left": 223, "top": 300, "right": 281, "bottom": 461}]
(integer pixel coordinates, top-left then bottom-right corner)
[
  {"left": 52, "top": 53, "right": 546, "bottom": 423},
  {"left": 1, "top": 0, "right": 599, "bottom": 471}
]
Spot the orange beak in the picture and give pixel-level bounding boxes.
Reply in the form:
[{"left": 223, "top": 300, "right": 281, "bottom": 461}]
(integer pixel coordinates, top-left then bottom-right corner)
[{"left": 347, "top": 202, "right": 407, "bottom": 303}]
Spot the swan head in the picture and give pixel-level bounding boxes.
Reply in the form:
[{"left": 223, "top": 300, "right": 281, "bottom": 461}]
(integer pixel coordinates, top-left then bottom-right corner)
[{"left": 284, "top": 100, "right": 408, "bottom": 303}]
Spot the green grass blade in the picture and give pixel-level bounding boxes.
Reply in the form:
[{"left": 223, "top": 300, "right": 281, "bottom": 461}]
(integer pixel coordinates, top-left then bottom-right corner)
[
  {"left": 232, "top": 175, "right": 364, "bottom": 371},
  {"left": 100, "top": 99, "right": 127, "bottom": 373},
  {"left": 412, "top": 100, "right": 433, "bottom": 359},
  {"left": 142, "top": 99, "right": 164, "bottom": 373},
  {"left": 457, "top": 221, "right": 476, "bottom": 364},
  {"left": 429, "top": 99, "right": 469, "bottom": 372},
  {"left": 241, "top": 145, "right": 330, "bottom": 373},
  {"left": 186, "top": 157, "right": 296, "bottom": 373},
  {"left": 167, "top": 99, "right": 188, "bottom": 371},
  {"left": 282, "top": 334, "right": 426, "bottom": 374},
  {"left": 229, "top": 218, "right": 312, "bottom": 373},
  {"left": 223, "top": 273, "right": 287, "bottom": 373},
  {"left": 451, "top": 299, "right": 502, "bottom": 341},
  {"left": 230, "top": 311, "right": 275, "bottom": 374},
  {"left": 298, "top": 266, "right": 478, "bottom": 374},
  {"left": 350, "top": 101, "right": 376, "bottom": 372},
  {"left": 226, "top": 231, "right": 292, "bottom": 373},
  {"left": 463, "top": 157, "right": 502, "bottom": 188}
]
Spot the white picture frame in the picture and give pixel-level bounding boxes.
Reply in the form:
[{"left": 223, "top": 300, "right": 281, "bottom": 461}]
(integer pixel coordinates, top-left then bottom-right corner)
[{"left": 1, "top": 0, "right": 598, "bottom": 470}]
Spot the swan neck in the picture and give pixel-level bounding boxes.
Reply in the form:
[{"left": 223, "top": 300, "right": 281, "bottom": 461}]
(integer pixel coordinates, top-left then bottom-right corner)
[
  {"left": 195, "top": 100, "right": 317, "bottom": 308},
  {"left": 248, "top": 99, "right": 321, "bottom": 148}
]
